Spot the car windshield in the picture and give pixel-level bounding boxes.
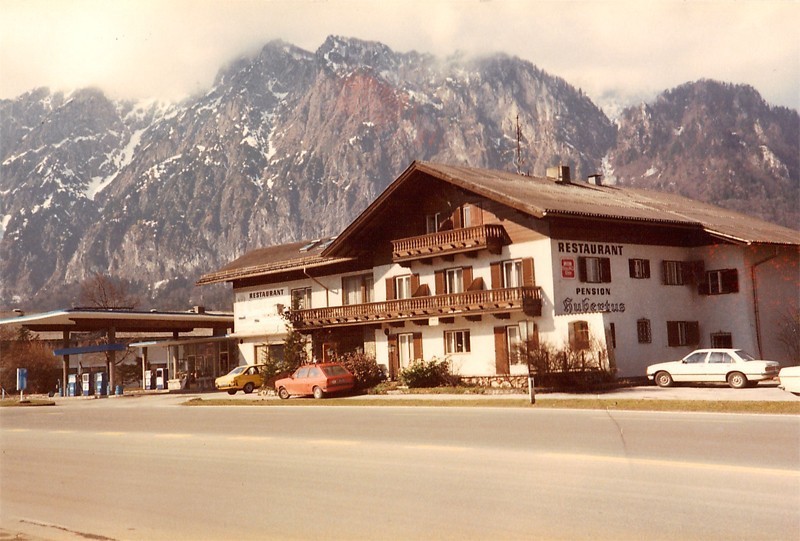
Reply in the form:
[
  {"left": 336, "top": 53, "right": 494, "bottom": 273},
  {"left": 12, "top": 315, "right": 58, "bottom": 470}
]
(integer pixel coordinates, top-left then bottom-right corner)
[
  {"left": 228, "top": 366, "right": 247, "bottom": 376},
  {"left": 322, "top": 365, "right": 349, "bottom": 376},
  {"left": 735, "top": 350, "right": 757, "bottom": 362}
]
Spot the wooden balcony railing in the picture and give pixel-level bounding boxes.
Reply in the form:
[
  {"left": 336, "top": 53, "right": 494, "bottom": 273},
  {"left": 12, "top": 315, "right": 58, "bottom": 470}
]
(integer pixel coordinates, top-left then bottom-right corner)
[
  {"left": 392, "top": 224, "right": 507, "bottom": 263},
  {"left": 290, "top": 286, "right": 542, "bottom": 329}
]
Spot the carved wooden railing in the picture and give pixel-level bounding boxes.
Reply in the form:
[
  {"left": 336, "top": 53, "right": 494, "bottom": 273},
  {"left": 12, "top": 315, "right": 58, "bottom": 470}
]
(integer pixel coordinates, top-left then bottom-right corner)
[
  {"left": 391, "top": 224, "right": 507, "bottom": 263},
  {"left": 291, "top": 286, "right": 542, "bottom": 329}
]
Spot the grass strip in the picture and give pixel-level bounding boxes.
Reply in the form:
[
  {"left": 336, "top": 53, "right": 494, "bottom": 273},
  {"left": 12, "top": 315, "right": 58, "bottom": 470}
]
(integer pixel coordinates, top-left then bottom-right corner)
[{"left": 183, "top": 397, "right": 800, "bottom": 414}]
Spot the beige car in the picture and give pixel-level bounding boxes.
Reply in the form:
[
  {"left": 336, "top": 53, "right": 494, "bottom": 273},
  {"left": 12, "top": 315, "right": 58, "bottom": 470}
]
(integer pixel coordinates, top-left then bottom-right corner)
[{"left": 214, "top": 364, "right": 265, "bottom": 395}]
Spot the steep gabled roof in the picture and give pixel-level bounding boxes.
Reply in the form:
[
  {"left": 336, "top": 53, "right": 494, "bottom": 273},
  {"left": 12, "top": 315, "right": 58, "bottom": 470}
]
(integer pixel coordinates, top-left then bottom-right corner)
[{"left": 321, "top": 161, "right": 799, "bottom": 257}]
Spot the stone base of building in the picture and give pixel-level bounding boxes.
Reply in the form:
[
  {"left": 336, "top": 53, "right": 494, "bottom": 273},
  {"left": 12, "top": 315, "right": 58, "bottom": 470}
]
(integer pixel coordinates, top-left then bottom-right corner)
[{"left": 460, "top": 375, "right": 530, "bottom": 390}]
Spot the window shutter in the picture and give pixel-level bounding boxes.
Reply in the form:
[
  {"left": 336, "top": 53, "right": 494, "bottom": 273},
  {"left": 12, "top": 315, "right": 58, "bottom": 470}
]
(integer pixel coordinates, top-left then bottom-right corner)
[
  {"left": 434, "top": 270, "right": 445, "bottom": 295},
  {"left": 452, "top": 207, "right": 462, "bottom": 229},
  {"left": 667, "top": 321, "right": 679, "bottom": 346},
  {"left": 698, "top": 274, "right": 710, "bottom": 296},
  {"left": 462, "top": 266, "right": 473, "bottom": 291},
  {"left": 522, "top": 258, "right": 535, "bottom": 287},
  {"left": 568, "top": 322, "right": 577, "bottom": 349},
  {"left": 643, "top": 259, "right": 651, "bottom": 279},
  {"left": 494, "top": 326, "right": 509, "bottom": 374},
  {"left": 600, "top": 258, "right": 612, "bottom": 283},
  {"left": 490, "top": 262, "right": 502, "bottom": 289},
  {"left": 386, "top": 278, "right": 396, "bottom": 300},
  {"left": 577, "top": 257, "right": 588, "bottom": 283},
  {"left": 628, "top": 259, "right": 637, "bottom": 278},
  {"left": 723, "top": 269, "right": 739, "bottom": 293},
  {"left": 661, "top": 261, "right": 669, "bottom": 285},
  {"left": 410, "top": 274, "right": 421, "bottom": 297},
  {"left": 413, "top": 333, "right": 423, "bottom": 361},
  {"left": 687, "top": 321, "right": 700, "bottom": 345}
]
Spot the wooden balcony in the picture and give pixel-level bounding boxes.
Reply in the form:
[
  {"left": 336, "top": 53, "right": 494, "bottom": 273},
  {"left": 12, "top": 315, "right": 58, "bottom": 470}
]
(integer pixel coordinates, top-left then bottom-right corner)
[
  {"left": 290, "top": 286, "right": 542, "bottom": 329},
  {"left": 391, "top": 224, "right": 507, "bottom": 263}
]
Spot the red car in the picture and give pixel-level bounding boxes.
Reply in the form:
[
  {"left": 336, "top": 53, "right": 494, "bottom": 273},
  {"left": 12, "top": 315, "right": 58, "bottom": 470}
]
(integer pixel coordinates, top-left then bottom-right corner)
[{"left": 275, "top": 363, "right": 355, "bottom": 399}]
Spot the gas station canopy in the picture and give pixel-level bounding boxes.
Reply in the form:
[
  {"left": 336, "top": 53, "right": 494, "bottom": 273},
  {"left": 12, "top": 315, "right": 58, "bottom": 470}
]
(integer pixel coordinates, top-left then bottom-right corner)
[{"left": 1, "top": 308, "right": 233, "bottom": 334}]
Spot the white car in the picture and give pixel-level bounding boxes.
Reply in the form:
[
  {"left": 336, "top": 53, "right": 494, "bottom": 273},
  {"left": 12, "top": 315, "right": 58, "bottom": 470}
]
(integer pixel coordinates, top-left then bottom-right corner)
[
  {"left": 777, "top": 366, "right": 800, "bottom": 395},
  {"left": 646, "top": 349, "right": 780, "bottom": 389}
]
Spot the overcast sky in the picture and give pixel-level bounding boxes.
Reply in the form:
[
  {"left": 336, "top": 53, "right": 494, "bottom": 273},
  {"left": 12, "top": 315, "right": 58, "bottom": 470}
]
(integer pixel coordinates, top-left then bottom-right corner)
[{"left": 2, "top": 0, "right": 798, "bottom": 113}]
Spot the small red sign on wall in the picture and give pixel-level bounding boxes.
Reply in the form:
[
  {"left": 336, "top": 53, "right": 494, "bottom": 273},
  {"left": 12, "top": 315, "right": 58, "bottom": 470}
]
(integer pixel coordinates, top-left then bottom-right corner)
[{"left": 561, "top": 258, "right": 575, "bottom": 279}]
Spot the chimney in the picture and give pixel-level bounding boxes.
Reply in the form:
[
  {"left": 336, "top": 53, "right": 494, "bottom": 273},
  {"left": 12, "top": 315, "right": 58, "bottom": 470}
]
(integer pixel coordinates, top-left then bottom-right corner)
[
  {"left": 588, "top": 174, "right": 603, "bottom": 186},
  {"left": 192, "top": 305, "right": 205, "bottom": 314},
  {"left": 546, "top": 165, "right": 571, "bottom": 183}
]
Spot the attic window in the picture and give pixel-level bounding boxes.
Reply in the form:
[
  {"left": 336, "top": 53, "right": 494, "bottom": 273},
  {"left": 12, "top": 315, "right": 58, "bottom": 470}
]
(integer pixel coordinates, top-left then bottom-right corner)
[{"left": 299, "top": 239, "right": 321, "bottom": 252}]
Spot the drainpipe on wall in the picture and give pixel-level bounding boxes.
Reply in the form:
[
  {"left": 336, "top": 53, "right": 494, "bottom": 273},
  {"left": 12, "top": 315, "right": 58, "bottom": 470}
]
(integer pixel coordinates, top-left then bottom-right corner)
[
  {"left": 304, "top": 267, "right": 330, "bottom": 307},
  {"left": 751, "top": 248, "right": 779, "bottom": 358}
]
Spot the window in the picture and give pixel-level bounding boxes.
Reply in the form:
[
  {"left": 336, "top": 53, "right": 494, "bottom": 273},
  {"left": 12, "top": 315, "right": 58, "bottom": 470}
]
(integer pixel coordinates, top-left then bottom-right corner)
[
  {"left": 708, "top": 351, "right": 733, "bottom": 364},
  {"left": 662, "top": 260, "right": 704, "bottom": 286},
  {"left": 395, "top": 275, "right": 412, "bottom": 300},
  {"left": 569, "top": 320, "right": 590, "bottom": 350},
  {"left": 426, "top": 213, "right": 441, "bottom": 234},
  {"left": 629, "top": 258, "right": 651, "bottom": 279},
  {"left": 711, "top": 332, "right": 733, "bottom": 348},
  {"left": 507, "top": 325, "right": 523, "bottom": 364},
  {"left": 398, "top": 333, "right": 414, "bottom": 369},
  {"left": 578, "top": 257, "right": 611, "bottom": 283},
  {"left": 444, "top": 330, "right": 471, "bottom": 354},
  {"left": 667, "top": 321, "right": 700, "bottom": 347},
  {"left": 683, "top": 351, "right": 707, "bottom": 364},
  {"left": 256, "top": 344, "right": 285, "bottom": 364},
  {"left": 502, "top": 260, "right": 522, "bottom": 288},
  {"left": 445, "top": 268, "right": 463, "bottom": 294},
  {"left": 662, "top": 261, "right": 685, "bottom": 285},
  {"left": 291, "top": 287, "right": 312, "bottom": 310},
  {"left": 461, "top": 205, "right": 472, "bottom": 227},
  {"left": 637, "top": 319, "right": 652, "bottom": 344},
  {"left": 342, "top": 274, "right": 373, "bottom": 305},
  {"left": 702, "top": 269, "right": 739, "bottom": 295}
]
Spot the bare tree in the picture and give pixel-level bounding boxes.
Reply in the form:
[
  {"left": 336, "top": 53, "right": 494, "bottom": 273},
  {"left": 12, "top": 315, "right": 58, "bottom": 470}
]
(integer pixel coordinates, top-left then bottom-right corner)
[
  {"left": 777, "top": 308, "right": 800, "bottom": 363},
  {"left": 77, "top": 272, "right": 139, "bottom": 309}
]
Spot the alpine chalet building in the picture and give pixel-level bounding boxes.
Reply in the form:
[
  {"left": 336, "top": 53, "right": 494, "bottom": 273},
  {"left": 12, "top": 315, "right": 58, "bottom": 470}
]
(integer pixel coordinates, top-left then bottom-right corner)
[{"left": 197, "top": 162, "right": 799, "bottom": 383}]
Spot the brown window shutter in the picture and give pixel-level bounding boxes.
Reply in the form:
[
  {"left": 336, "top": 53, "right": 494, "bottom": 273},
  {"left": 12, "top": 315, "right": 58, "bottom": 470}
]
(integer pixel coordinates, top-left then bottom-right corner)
[
  {"left": 494, "top": 326, "right": 509, "bottom": 374},
  {"left": 386, "top": 278, "right": 396, "bottom": 300},
  {"left": 434, "top": 270, "right": 445, "bottom": 295},
  {"left": 643, "top": 259, "right": 651, "bottom": 279},
  {"left": 522, "top": 258, "right": 535, "bottom": 287},
  {"left": 600, "top": 258, "right": 612, "bottom": 283},
  {"left": 680, "top": 262, "right": 693, "bottom": 284},
  {"left": 698, "top": 274, "right": 710, "bottom": 295},
  {"left": 687, "top": 321, "right": 700, "bottom": 345},
  {"left": 628, "top": 259, "right": 637, "bottom": 278},
  {"left": 467, "top": 277, "right": 485, "bottom": 291},
  {"left": 452, "top": 207, "right": 462, "bottom": 229},
  {"left": 410, "top": 274, "right": 421, "bottom": 296},
  {"left": 490, "top": 262, "right": 502, "bottom": 289},
  {"left": 577, "top": 257, "right": 588, "bottom": 282},
  {"left": 413, "top": 333, "right": 423, "bottom": 360},
  {"left": 661, "top": 261, "right": 669, "bottom": 285},
  {"left": 723, "top": 269, "right": 739, "bottom": 293},
  {"left": 667, "top": 321, "right": 679, "bottom": 346},
  {"left": 462, "top": 266, "right": 473, "bottom": 291}
]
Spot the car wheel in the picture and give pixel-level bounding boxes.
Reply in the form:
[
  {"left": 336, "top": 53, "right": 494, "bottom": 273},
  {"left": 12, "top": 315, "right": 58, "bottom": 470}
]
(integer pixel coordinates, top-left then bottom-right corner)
[
  {"left": 313, "top": 386, "right": 325, "bottom": 399},
  {"left": 727, "top": 372, "right": 748, "bottom": 389},
  {"left": 278, "top": 387, "right": 290, "bottom": 400},
  {"left": 227, "top": 389, "right": 237, "bottom": 395},
  {"left": 243, "top": 382, "right": 255, "bottom": 394},
  {"left": 654, "top": 371, "right": 674, "bottom": 388}
]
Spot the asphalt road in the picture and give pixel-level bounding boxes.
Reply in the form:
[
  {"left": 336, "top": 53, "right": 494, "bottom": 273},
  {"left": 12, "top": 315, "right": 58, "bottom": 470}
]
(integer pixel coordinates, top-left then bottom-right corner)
[{"left": 1, "top": 399, "right": 798, "bottom": 540}]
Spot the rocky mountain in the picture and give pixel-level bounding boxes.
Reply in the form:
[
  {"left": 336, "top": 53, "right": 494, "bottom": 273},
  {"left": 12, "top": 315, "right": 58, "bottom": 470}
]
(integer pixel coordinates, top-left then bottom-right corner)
[
  {"left": 607, "top": 80, "right": 799, "bottom": 227},
  {"left": 0, "top": 36, "right": 796, "bottom": 311}
]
